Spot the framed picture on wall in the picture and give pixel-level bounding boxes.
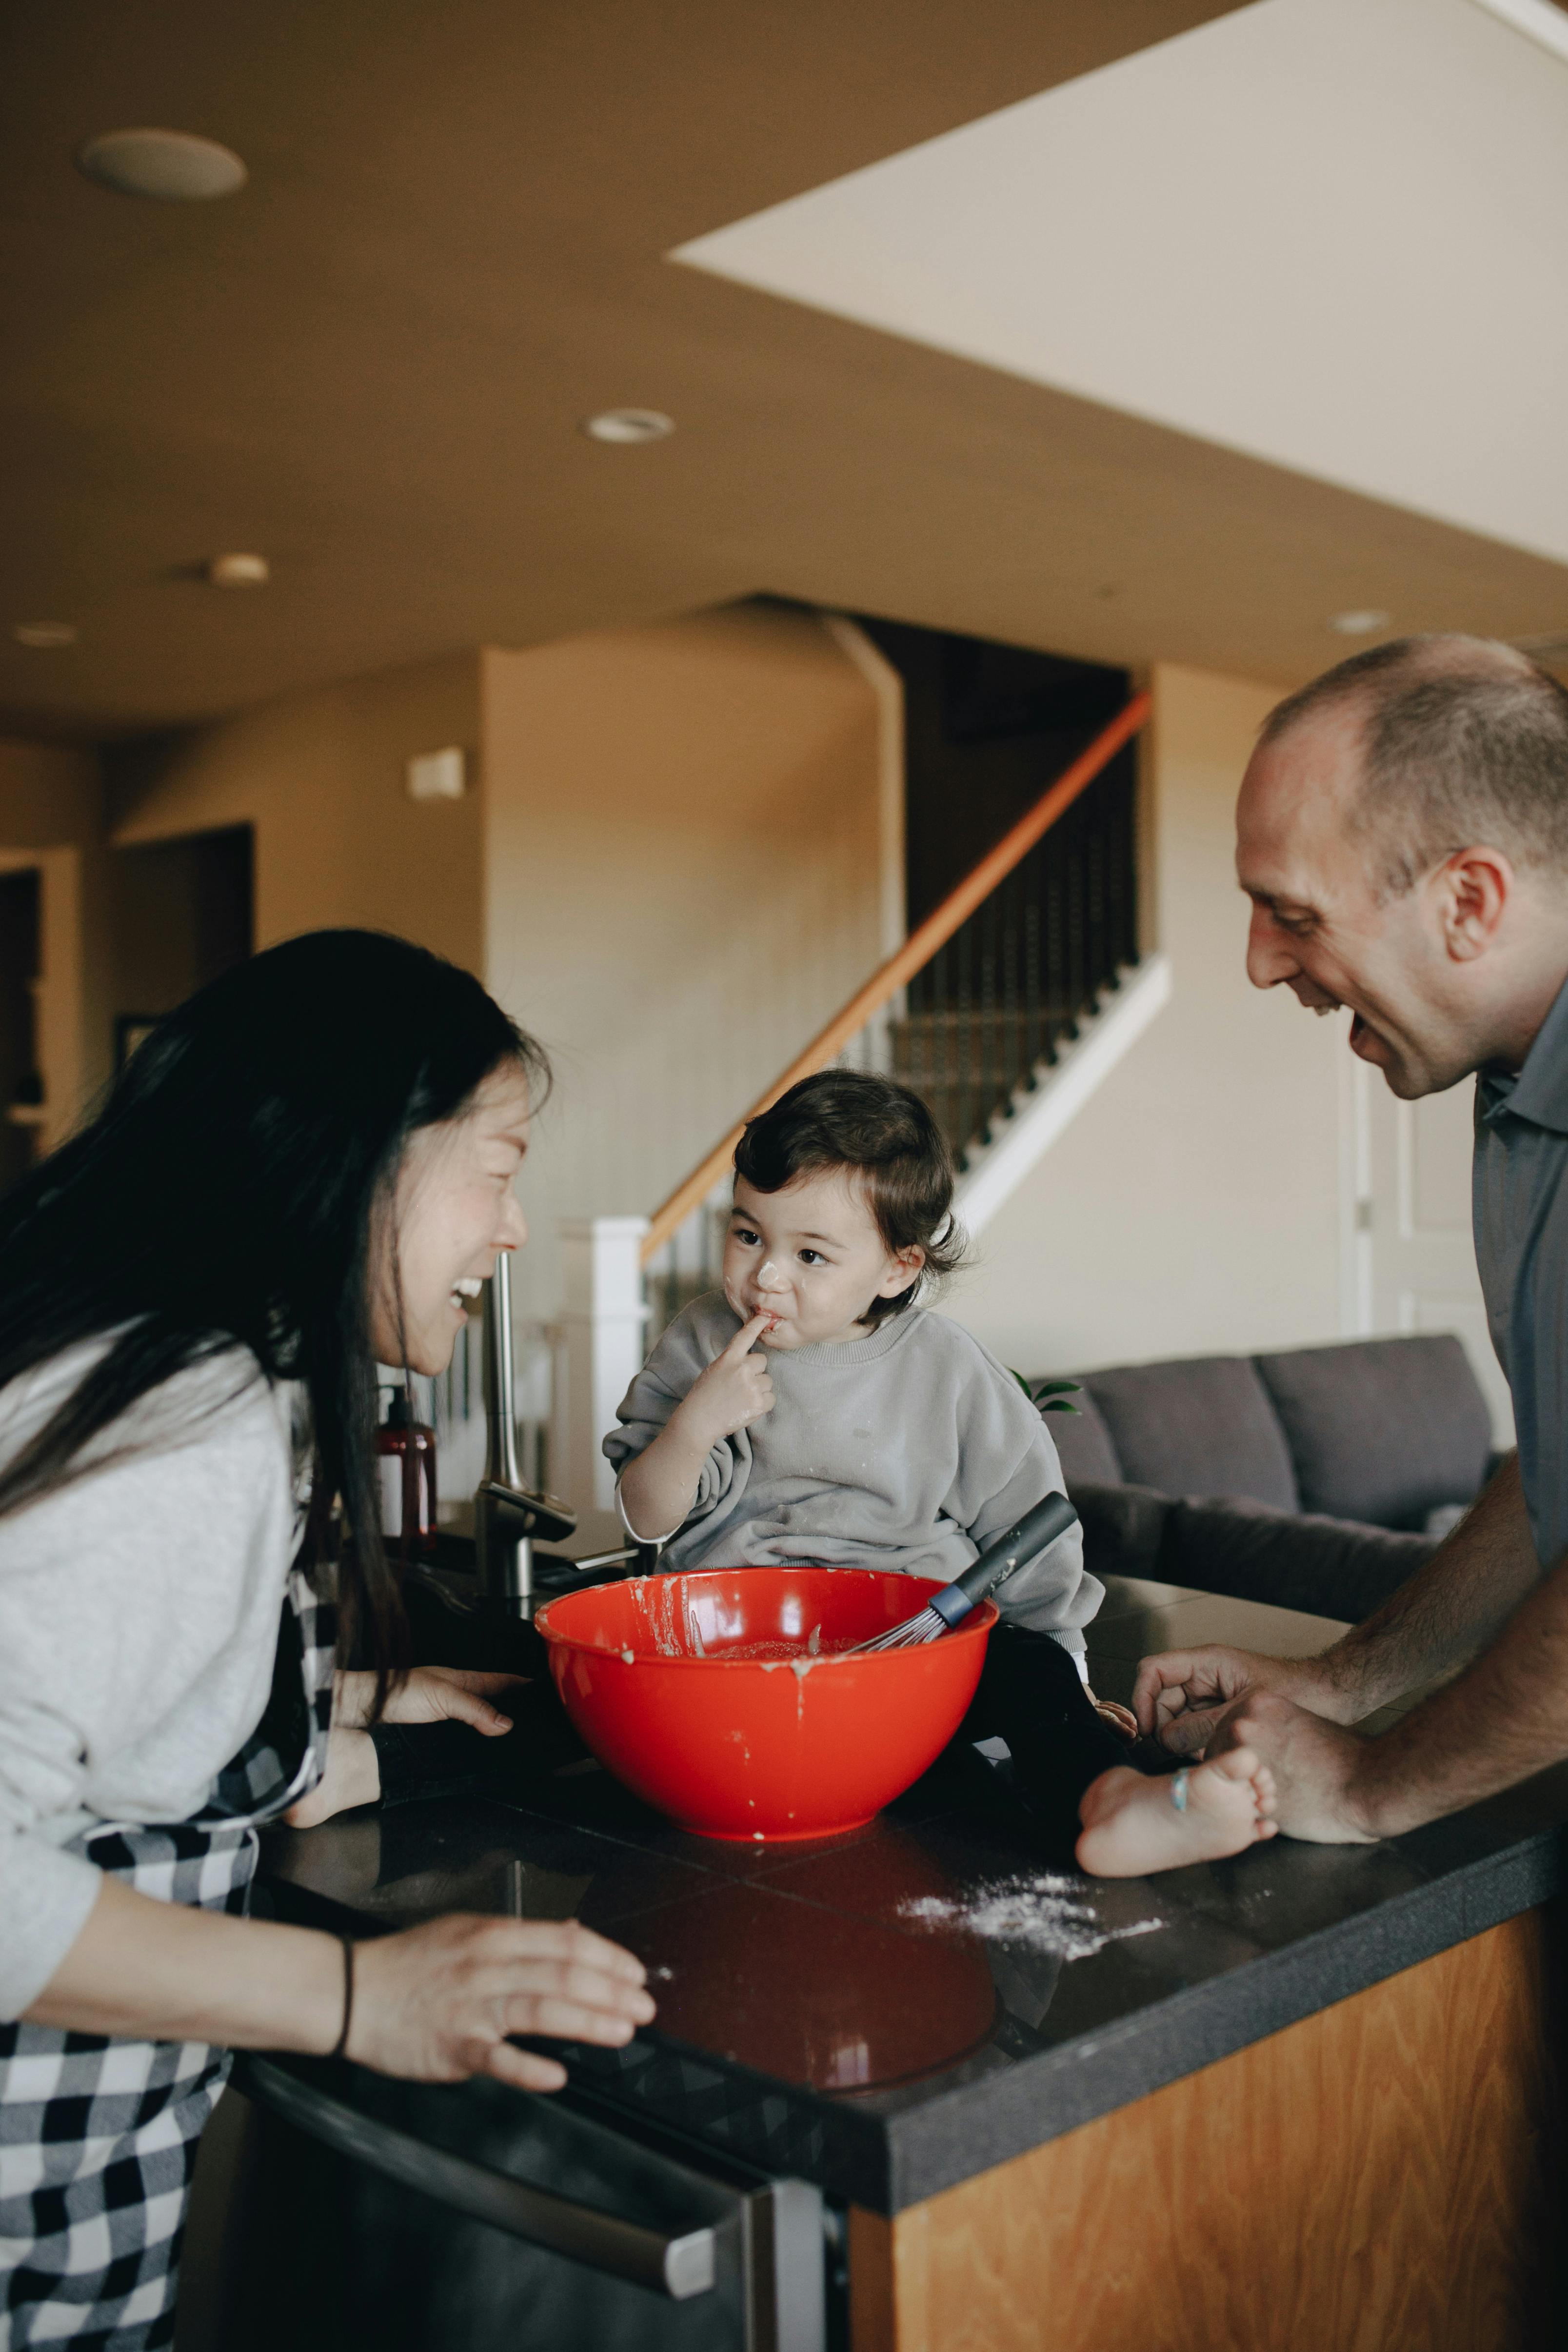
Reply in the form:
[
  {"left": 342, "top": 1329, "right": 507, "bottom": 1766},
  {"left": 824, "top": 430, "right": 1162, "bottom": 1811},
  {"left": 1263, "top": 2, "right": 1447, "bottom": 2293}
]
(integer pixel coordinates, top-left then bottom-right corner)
[{"left": 114, "top": 1015, "right": 161, "bottom": 1074}]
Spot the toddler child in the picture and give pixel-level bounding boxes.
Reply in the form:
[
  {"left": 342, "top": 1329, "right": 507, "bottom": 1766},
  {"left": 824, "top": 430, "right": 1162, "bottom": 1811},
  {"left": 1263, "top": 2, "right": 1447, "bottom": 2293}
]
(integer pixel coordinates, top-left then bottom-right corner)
[{"left": 608, "top": 1071, "right": 1275, "bottom": 1876}]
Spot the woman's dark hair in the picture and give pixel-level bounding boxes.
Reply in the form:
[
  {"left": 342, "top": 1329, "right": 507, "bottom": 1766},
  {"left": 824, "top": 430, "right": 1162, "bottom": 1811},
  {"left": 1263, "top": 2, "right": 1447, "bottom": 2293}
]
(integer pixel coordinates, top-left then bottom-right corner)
[
  {"left": 733, "top": 1070, "right": 965, "bottom": 1323},
  {"left": 0, "top": 928, "right": 546, "bottom": 1702}
]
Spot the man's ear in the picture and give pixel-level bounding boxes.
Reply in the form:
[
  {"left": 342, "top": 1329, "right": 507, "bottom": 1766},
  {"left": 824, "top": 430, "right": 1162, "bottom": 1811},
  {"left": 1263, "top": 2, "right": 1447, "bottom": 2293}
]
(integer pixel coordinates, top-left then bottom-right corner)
[
  {"left": 877, "top": 1244, "right": 926, "bottom": 1299},
  {"left": 1436, "top": 847, "right": 1513, "bottom": 963}
]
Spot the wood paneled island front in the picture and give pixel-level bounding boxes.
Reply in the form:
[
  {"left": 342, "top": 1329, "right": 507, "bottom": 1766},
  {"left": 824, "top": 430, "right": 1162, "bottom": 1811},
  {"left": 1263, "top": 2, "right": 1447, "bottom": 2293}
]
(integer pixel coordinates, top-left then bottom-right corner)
[
  {"left": 848, "top": 1909, "right": 1556, "bottom": 2351},
  {"left": 259, "top": 1575, "right": 1564, "bottom": 2351}
]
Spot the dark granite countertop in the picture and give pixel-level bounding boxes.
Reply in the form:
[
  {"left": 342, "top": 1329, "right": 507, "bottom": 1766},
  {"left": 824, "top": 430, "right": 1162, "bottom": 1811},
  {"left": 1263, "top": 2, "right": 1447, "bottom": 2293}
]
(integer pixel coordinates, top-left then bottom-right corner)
[{"left": 259, "top": 1575, "right": 1568, "bottom": 2214}]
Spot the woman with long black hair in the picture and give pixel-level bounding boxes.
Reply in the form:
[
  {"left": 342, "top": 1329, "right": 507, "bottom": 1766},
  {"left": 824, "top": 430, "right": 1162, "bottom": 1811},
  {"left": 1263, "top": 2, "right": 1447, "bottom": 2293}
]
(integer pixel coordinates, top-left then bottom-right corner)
[{"left": 0, "top": 929, "right": 654, "bottom": 2349}]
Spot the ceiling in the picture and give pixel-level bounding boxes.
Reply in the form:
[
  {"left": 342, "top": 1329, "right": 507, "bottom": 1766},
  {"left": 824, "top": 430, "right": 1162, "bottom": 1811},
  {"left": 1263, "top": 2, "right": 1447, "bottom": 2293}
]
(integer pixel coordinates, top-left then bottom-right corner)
[
  {"left": 679, "top": 0, "right": 1568, "bottom": 569},
  {"left": 3, "top": 0, "right": 1567, "bottom": 741}
]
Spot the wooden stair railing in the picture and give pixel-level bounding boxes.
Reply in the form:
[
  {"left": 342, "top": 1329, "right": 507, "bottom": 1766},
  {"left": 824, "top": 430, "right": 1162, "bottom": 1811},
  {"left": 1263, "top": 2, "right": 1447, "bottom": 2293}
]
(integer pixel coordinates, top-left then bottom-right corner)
[{"left": 641, "top": 690, "right": 1151, "bottom": 1267}]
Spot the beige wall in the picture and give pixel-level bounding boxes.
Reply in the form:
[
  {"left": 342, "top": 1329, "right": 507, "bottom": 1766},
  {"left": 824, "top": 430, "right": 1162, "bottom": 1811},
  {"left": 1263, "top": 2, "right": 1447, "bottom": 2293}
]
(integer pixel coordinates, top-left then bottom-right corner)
[
  {"left": 482, "top": 604, "right": 885, "bottom": 1320},
  {"left": 0, "top": 739, "right": 112, "bottom": 1132},
  {"left": 0, "top": 738, "right": 101, "bottom": 851},
  {"left": 947, "top": 663, "right": 1345, "bottom": 1376},
  {"left": 108, "top": 653, "right": 483, "bottom": 970}
]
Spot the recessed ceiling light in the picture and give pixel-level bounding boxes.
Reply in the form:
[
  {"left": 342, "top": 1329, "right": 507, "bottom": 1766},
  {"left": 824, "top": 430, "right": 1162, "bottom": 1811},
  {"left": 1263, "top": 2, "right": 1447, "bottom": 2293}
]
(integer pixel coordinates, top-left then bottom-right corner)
[
  {"left": 582, "top": 408, "right": 675, "bottom": 444},
  {"left": 77, "top": 128, "right": 247, "bottom": 203},
  {"left": 1329, "top": 609, "right": 1392, "bottom": 637},
  {"left": 12, "top": 622, "right": 78, "bottom": 649},
  {"left": 1469, "top": 0, "right": 1568, "bottom": 68},
  {"left": 207, "top": 553, "right": 269, "bottom": 588}
]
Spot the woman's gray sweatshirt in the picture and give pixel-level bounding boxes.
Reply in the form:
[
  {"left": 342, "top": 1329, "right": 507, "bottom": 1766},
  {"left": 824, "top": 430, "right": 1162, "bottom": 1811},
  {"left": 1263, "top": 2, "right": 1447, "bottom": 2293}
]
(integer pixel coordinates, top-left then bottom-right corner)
[
  {"left": 604, "top": 1295, "right": 1101, "bottom": 1650},
  {"left": 0, "top": 1341, "right": 307, "bottom": 2018}
]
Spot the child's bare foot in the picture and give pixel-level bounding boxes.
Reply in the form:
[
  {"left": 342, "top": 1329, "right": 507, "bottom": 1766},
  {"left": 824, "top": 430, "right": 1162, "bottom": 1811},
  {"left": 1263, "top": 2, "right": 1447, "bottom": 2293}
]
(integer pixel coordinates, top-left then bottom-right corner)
[{"left": 1073, "top": 1748, "right": 1277, "bottom": 1877}]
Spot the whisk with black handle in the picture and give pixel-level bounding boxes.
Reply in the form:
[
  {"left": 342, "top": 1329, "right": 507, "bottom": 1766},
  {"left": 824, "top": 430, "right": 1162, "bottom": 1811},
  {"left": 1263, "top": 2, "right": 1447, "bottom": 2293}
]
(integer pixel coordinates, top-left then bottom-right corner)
[{"left": 851, "top": 1492, "right": 1080, "bottom": 1653}]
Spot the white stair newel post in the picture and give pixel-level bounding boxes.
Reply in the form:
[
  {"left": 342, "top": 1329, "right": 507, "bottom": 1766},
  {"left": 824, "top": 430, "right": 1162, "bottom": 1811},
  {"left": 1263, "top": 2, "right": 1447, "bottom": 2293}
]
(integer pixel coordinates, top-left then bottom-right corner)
[{"left": 557, "top": 1217, "right": 651, "bottom": 1519}]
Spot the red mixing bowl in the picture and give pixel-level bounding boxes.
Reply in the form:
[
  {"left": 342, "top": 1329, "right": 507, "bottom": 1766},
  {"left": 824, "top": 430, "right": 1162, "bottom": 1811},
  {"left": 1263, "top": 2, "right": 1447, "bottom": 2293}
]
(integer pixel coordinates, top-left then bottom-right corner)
[{"left": 535, "top": 1566, "right": 996, "bottom": 1841}]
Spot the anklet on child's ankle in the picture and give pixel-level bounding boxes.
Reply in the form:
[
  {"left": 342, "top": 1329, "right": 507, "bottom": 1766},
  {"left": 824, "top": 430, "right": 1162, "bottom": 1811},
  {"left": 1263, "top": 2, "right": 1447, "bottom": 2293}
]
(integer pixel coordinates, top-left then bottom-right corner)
[{"left": 1169, "top": 1769, "right": 1191, "bottom": 1813}]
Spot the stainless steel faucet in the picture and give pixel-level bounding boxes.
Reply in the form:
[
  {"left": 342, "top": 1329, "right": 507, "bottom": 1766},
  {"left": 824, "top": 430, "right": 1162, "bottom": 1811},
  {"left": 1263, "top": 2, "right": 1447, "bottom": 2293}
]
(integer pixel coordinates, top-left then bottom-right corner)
[
  {"left": 474, "top": 1252, "right": 575, "bottom": 1615},
  {"left": 471, "top": 1253, "right": 661, "bottom": 1612}
]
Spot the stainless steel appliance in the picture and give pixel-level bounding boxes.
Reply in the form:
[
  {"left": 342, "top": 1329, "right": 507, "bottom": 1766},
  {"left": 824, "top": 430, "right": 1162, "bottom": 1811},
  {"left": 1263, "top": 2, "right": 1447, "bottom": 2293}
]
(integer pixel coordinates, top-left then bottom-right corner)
[{"left": 233, "top": 2052, "right": 837, "bottom": 2351}]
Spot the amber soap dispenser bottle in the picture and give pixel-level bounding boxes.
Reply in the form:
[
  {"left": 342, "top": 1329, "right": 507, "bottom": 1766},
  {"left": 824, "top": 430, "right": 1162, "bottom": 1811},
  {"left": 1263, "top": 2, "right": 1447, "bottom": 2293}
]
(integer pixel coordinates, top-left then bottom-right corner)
[{"left": 376, "top": 1385, "right": 437, "bottom": 1557}]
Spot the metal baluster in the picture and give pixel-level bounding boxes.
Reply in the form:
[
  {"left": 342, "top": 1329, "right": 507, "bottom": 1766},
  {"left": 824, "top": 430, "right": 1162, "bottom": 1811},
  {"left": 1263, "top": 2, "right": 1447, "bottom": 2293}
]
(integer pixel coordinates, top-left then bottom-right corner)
[
  {"left": 1046, "top": 837, "right": 1065, "bottom": 1065},
  {"left": 1088, "top": 807, "right": 1106, "bottom": 1010},
  {"left": 1118, "top": 760, "right": 1132, "bottom": 969},
  {"left": 1000, "top": 862, "right": 1019, "bottom": 1124},
  {"left": 978, "top": 882, "right": 997, "bottom": 1150},
  {"left": 1067, "top": 814, "right": 1086, "bottom": 1027},
  {"left": 1024, "top": 842, "right": 1042, "bottom": 1078},
  {"left": 930, "top": 939, "right": 950, "bottom": 1154},
  {"left": 955, "top": 913, "right": 973, "bottom": 1165}
]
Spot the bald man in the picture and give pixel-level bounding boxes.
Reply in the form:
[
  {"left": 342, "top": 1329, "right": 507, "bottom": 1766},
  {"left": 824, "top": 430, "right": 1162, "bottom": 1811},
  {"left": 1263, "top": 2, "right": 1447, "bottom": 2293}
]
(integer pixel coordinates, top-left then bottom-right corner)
[{"left": 1134, "top": 635, "right": 1568, "bottom": 1841}]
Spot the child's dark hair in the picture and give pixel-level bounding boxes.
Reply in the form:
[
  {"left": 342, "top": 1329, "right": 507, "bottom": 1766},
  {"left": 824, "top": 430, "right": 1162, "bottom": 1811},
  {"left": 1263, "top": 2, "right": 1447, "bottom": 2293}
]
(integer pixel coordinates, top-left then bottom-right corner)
[{"left": 733, "top": 1070, "right": 965, "bottom": 1323}]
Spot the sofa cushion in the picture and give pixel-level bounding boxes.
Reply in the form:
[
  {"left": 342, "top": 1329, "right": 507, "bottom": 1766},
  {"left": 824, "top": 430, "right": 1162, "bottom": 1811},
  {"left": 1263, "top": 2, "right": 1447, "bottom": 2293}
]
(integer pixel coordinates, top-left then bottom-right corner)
[
  {"left": 1252, "top": 1335, "right": 1492, "bottom": 1532},
  {"left": 1158, "top": 1493, "right": 1436, "bottom": 1624},
  {"left": 1069, "top": 1479, "right": 1170, "bottom": 1583},
  {"left": 1031, "top": 1385, "right": 1123, "bottom": 1488},
  {"left": 1082, "top": 1356, "right": 1299, "bottom": 1513}
]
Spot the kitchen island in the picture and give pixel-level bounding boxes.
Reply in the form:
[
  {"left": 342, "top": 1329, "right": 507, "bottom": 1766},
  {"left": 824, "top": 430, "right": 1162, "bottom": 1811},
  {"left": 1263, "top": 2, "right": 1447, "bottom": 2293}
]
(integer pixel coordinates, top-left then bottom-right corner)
[{"left": 256, "top": 1574, "right": 1564, "bottom": 2351}]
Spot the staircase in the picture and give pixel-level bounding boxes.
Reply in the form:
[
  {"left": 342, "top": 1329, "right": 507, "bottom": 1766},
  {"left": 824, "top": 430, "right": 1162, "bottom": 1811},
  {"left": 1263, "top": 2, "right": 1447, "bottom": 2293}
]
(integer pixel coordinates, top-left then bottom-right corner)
[
  {"left": 639, "top": 693, "right": 1158, "bottom": 1342},
  {"left": 890, "top": 728, "right": 1138, "bottom": 1170}
]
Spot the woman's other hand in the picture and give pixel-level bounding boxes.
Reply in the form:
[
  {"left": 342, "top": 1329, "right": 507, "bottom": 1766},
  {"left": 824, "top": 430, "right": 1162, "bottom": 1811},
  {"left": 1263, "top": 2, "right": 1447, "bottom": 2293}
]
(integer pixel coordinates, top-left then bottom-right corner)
[
  {"left": 293, "top": 1668, "right": 524, "bottom": 1828},
  {"left": 337, "top": 1665, "right": 525, "bottom": 1736},
  {"left": 349, "top": 1914, "right": 656, "bottom": 2091}
]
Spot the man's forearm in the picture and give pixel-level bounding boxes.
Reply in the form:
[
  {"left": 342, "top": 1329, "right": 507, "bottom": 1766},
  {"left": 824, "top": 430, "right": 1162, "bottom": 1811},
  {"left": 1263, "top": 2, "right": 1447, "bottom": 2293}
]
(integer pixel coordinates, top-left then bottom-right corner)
[
  {"left": 1318, "top": 1455, "right": 1538, "bottom": 1715},
  {"left": 1349, "top": 1541, "right": 1568, "bottom": 1835}
]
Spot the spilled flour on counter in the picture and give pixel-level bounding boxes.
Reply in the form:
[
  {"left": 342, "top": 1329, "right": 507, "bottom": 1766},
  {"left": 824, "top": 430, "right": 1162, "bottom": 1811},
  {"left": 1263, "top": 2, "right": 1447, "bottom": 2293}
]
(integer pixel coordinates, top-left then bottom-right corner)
[{"left": 899, "top": 1874, "right": 1163, "bottom": 1963}]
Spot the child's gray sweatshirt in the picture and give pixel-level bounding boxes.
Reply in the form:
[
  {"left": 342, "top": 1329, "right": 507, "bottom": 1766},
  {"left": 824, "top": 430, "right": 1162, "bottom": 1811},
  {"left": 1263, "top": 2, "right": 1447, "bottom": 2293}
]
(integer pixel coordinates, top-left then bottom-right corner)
[{"left": 604, "top": 1294, "right": 1101, "bottom": 1651}]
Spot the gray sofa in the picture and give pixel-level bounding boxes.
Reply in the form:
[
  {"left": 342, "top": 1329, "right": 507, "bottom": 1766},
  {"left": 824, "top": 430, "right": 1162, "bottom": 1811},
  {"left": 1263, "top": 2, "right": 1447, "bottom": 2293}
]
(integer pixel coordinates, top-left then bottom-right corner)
[{"left": 1035, "top": 1334, "right": 1500, "bottom": 1624}]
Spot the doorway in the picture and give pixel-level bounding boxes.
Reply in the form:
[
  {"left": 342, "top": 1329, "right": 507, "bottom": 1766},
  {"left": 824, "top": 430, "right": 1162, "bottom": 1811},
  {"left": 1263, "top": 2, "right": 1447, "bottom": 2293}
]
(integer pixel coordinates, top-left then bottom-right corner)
[
  {"left": 109, "top": 826, "right": 254, "bottom": 1065},
  {"left": 852, "top": 618, "right": 1132, "bottom": 929},
  {"left": 0, "top": 867, "right": 43, "bottom": 1195}
]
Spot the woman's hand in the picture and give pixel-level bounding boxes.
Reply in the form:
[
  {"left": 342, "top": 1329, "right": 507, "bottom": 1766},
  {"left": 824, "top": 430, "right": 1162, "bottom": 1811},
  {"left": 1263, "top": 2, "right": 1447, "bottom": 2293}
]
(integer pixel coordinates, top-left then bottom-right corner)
[
  {"left": 349, "top": 1913, "right": 656, "bottom": 2091},
  {"left": 336, "top": 1665, "right": 526, "bottom": 1736},
  {"left": 294, "top": 1669, "right": 525, "bottom": 1830},
  {"left": 26, "top": 1878, "right": 654, "bottom": 2089}
]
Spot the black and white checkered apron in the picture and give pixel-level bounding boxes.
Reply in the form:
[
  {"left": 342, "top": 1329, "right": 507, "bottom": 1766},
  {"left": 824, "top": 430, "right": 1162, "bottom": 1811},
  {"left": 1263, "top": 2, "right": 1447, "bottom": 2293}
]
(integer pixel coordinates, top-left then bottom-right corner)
[{"left": 0, "top": 1561, "right": 335, "bottom": 2350}]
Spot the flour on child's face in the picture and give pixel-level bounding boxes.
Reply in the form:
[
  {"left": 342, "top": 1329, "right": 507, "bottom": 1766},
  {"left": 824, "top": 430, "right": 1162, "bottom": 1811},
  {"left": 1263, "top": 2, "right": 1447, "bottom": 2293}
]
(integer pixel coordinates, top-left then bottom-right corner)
[{"left": 722, "top": 1170, "right": 922, "bottom": 1349}]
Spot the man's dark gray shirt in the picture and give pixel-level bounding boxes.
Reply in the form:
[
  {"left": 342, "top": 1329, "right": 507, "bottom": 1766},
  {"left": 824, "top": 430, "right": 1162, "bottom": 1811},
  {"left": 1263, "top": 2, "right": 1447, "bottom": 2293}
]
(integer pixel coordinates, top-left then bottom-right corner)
[{"left": 1475, "top": 972, "right": 1568, "bottom": 1574}]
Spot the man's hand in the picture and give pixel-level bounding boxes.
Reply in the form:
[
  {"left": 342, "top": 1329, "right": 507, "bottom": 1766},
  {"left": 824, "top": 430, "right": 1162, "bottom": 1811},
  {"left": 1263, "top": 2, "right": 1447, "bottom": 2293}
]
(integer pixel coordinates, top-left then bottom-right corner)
[
  {"left": 675, "top": 1311, "right": 776, "bottom": 1448},
  {"left": 1132, "top": 1645, "right": 1354, "bottom": 1754},
  {"left": 1207, "top": 1691, "right": 1377, "bottom": 1843}
]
